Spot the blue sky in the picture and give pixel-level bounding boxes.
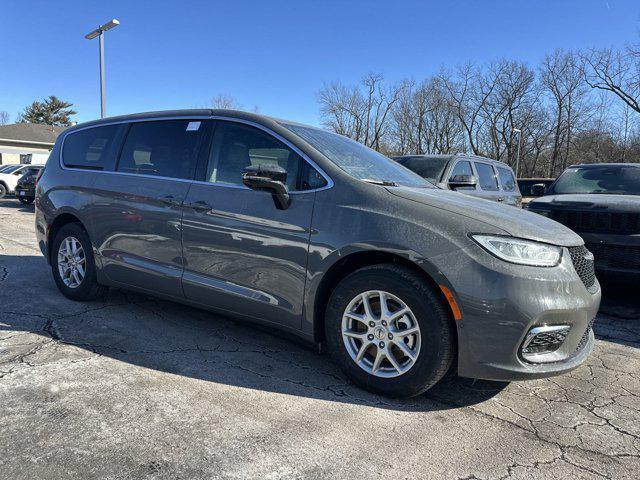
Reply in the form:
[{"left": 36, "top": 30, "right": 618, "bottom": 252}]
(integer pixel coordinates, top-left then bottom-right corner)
[{"left": 1, "top": 0, "right": 638, "bottom": 126}]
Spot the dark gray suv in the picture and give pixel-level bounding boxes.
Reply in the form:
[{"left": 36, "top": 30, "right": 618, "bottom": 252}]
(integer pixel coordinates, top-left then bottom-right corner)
[{"left": 35, "top": 110, "right": 600, "bottom": 397}]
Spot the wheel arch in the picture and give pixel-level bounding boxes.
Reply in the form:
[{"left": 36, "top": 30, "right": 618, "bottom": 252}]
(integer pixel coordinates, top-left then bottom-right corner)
[
  {"left": 47, "top": 212, "right": 87, "bottom": 264},
  {"left": 310, "top": 248, "right": 460, "bottom": 347}
]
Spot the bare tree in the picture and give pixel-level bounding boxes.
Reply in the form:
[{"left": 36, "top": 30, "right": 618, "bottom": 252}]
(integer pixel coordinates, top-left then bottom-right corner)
[
  {"left": 210, "top": 94, "right": 242, "bottom": 110},
  {"left": 317, "top": 45, "right": 640, "bottom": 177},
  {"left": 540, "top": 50, "right": 588, "bottom": 176},
  {"left": 318, "top": 73, "right": 408, "bottom": 150},
  {"left": 583, "top": 46, "right": 640, "bottom": 113},
  {"left": 0, "top": 111, "right": 9, "bottom": 125}
]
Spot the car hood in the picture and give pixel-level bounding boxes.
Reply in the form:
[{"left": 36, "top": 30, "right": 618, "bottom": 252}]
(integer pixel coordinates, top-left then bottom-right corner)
[
  {"left": 528, "top": 194, "right": 640, "bottom": 213},
  {"left": 387, "top": 186, "right": 584, "bottom": 247}
]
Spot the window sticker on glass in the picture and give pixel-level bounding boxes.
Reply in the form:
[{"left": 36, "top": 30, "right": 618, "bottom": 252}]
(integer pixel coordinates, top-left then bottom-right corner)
[{"left": 186, "top": 121, "right": 201, "bottom": 131}]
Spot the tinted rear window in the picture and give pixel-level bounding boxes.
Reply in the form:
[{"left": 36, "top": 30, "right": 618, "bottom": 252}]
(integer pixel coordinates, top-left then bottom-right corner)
[
  {"left": 62, "top": 125, "right": 120, "bottom": 170},
  {"left": 117, "top": 120, "right": 202, "bottom": 180}
]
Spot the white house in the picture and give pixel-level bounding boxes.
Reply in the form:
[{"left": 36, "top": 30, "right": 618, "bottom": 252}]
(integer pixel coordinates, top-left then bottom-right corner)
[{"left": 0, "top": 123, "right": 66, "bottom": 165}]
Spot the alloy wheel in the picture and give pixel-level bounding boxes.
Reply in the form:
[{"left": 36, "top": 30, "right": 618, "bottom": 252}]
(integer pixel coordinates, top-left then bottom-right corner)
[
  {"left": 57, "top": 236, "right": 86, "bottom": 289},
  {"left": 341, "top": 290, "right": 421, "bottom": 378}
]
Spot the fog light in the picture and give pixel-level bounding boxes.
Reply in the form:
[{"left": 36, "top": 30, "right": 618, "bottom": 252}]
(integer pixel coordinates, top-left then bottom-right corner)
[{"left": 520, "top": 325, "right": 570, "bottom": 361}]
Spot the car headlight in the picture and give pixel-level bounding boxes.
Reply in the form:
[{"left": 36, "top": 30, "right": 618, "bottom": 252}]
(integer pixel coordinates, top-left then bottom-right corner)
[{"left": 471, "top": 235, "right": 562, "bottom": 267}]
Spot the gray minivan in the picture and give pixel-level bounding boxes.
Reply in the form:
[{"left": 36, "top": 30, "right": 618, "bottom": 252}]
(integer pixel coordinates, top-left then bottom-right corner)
[
  {"left": 393, "top": 154, "right": 522, "bottom": 207},
  {"left": 35, "top": 110, "right": 600, "bottom": 397}
]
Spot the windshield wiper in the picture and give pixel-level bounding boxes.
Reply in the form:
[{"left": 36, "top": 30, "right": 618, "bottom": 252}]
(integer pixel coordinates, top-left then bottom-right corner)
[{"left": 362, "top": 179, "right": 399, "bottom": 187}]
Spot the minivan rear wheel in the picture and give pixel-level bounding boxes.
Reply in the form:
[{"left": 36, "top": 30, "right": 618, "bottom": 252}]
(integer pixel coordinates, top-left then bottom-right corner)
[
  {"left": 324, "top": 264, "right": 455, "bottom": 398},
  {"left": 51, "top": 223, "right": 106, "bottom": 301}
]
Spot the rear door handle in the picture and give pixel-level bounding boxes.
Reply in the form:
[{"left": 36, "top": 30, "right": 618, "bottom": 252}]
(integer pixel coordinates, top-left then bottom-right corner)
[
  {"left": 186, "top": 200, "right": 212, "bottom": 212},
  {"left": 158, "top": 194, "right": 181, "bottom": 207}
]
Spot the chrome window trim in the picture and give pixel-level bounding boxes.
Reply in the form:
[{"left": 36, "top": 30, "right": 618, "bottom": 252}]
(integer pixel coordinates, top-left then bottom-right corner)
[{"left": 58, "top": 115, "right": 334, "bottom": 195}]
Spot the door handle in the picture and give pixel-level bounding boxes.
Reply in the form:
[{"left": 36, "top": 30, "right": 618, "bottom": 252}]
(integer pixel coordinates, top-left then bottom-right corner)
[
  {"left": 186, "top": 200, "right": 212, "bottom": 212},
  {"left": 157, "top": 194, "right": 181, "bottom": 207},
  {"left": 497, "top": 197, "right": 505, "bottom": 202}
]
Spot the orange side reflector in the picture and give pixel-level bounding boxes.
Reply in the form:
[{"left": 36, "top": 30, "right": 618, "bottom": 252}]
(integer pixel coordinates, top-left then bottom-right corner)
[{"left": 439, "top": 285, "right": 462, "bottom": 321}]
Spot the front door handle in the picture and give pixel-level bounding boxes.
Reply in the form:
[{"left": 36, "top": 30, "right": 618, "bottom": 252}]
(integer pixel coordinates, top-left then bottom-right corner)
[
  {"left": 158, "top": 194, "right": 181, "bottom": 207},
  {"left": 497, "top": 197, "right": 505, "bottom": 202},
  {"left": 186, "top": 200, "right": 212, "bottom": 212}
]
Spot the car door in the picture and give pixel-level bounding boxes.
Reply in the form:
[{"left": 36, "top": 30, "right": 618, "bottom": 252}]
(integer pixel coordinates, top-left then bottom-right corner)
[
  {"left": 90, "top": 118, "right": 205, "bottom": 298},
  {"left": 180, "top": 119, "right": 328, "bottom": 330},
  {"left": 495, "top": 165, "right": 521, "bottom": 206},
  {"left": 473, "top": 161, "right": 503, "bottom": 202}
]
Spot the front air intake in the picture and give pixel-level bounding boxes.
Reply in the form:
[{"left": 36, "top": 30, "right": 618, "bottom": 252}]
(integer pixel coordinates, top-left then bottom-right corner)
[{"left": 520, "top": 325, "right": 570, "bottom": 362}]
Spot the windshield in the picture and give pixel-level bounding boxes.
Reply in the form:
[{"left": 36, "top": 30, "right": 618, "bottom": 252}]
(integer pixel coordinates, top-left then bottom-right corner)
[
  {"left": 551, "top": 166, "right": 640, "bottom": 195},
  {"left": 394, "top": 156, "right": 448, "bottom": 183},
  {"left": 1, "top": 165, "right": 22, "bottom": 174},
  {"left": 282, "top": 124, "right": 432, "bottom": 188}
]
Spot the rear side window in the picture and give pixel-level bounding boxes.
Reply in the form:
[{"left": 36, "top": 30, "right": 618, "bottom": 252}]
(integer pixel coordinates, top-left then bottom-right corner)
[
  {"left": 497, "top": 166, "right": 517, "bottom": 192},
  {"left": 62, "top": 125, "right": 120, "bottom": 170},
  {"left": 475, "top": 162, "right": 499, "bottom": 191},
  {"left": 117, "top": 120, "right": 202, "bottom": 179}
]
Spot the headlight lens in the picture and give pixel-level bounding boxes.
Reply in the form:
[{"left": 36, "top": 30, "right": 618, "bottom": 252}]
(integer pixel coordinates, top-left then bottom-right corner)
[{"left": 472, "top": 235, "right": 562, "bottom": 267}]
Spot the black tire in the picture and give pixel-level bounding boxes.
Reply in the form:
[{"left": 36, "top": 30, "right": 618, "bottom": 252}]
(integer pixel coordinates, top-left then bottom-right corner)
[
  {"left": 51, "top": 223, "right": 107, "bottom": 301},
  {"left": 324, "top": 264, "right": 456, "bottom": 398},
  {"left": 0, "top": 184, "right": 6, "bottom": 199},
  {"left": 18, "top": 197, "right": 34, "bottom": 204}
]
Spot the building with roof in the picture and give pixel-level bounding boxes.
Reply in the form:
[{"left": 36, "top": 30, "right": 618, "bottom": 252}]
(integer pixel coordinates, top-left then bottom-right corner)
[{"left": 0, "top": 123, "right": 66, "bottom": 165}]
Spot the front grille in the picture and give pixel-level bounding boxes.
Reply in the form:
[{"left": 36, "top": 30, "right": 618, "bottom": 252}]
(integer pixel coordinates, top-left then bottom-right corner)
[
  {"left": 549, "top": 210, "right": 640, "bottom": 235},
  {"left": 576, "top": 317, "right": 596, "bottom": 352},
  {"left": 568, "top": 245, "right": 596, "bottom": 289},
  {"left": 522, "top": 330, "right": 569, "bottom": 356},
  {"left": 586, "top": 243, "right": 640, "bottom": 272},
  {"left": 520, "top": 325, "right": 571, "bottom": 362}
]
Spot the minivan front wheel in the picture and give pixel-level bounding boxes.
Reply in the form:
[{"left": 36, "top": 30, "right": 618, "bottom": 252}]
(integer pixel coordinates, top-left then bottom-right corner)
[
  {"left": 51, "top": 223, "right": 106, "bottom": 301},
  {"left": 325, "top": 264, "right": 455, "bottom": 397}
]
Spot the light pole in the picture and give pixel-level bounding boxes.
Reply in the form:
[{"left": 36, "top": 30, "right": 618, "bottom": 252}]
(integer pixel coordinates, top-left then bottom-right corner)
[
  {"left": 513, "top": 128, "right": 522, "bottom": 178},
  {"left": 85, "top": 19, "right": 120, "bottom": 118}
]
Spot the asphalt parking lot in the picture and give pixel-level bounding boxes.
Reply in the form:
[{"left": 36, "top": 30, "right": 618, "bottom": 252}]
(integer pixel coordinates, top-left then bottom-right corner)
[{"left": 0, "top": 198, "right": 639, "bottom": 480}]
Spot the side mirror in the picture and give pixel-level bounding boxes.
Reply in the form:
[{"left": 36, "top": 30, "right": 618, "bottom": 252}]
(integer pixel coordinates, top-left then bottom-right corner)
[
  {"left": 448, "top": 174, "right": 478, "bottom": 190},
  {"left": 531, "top": 183, "right": 547, "bottom": 197},
  {"left": 242, "top": 164, "right": 290, "bottom": 210}
]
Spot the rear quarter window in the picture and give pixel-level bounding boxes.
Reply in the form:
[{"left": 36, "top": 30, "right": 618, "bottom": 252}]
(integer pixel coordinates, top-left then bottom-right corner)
[{"left": 62, "top": 125, "right": 121, "bottom": 170}]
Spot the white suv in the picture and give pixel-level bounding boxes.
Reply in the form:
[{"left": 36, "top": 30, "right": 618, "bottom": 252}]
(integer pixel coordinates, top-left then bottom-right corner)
[{"left": 0, "top": 165, "right": 44, "bottom": 198}]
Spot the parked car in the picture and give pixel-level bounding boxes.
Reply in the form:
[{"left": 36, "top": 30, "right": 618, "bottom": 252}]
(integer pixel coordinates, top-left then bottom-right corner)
[
  {"left": 527, "top": 163, "right": 640, "bottom": 279},
  {"left": 393, "top": 154, "right": 522, "bottom": 206},
  {"left": 517, "top": 178, "right": 555, "bottom": 205},
  {"left": 0, "top": 164, "right": 45, "bottom": 198},
  {"left": 36, "top": 110, "right": 600, "bottom": 397},
  {"left": 14, "top": 165, "right": 43, "bottom": 204},
  {"left": 0, "top": 165, "right": 18, "bottom": 173}
]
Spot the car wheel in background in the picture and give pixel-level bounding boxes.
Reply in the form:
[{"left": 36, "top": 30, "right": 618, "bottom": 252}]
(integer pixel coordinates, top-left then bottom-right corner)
[
  {"left": 0, "top": 184, "right": 7, "bottom": 198},
  {"left": 51, "top": 223, "right": 107, "bottom": 301},
  {"left": 324, "top": 264, "right": 456, "bottom": 398}
]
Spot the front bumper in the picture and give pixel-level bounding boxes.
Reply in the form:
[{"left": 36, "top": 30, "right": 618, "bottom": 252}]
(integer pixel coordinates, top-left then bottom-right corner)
[{"left": 435, "top": 243, "right": 601, "bottom": 382}]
